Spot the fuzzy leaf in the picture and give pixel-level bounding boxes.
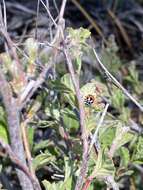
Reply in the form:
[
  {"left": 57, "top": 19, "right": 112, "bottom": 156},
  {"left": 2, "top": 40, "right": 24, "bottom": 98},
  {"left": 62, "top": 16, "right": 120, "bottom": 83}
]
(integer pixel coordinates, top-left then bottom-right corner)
[
  {"left": 42, "top": 180, "right": 58, "bottom": 190},
  {"left": 27, "top": 127, "right": 34, "bottom": 149},
  {"left": 115, "top": 126, "right": 133, "bottom": 149},
  {"left": 32, "top": 152, "right": 55, "bottom": 171},
  {"left": 0, "top": 124, "right": 8, "bottom": 143},
  {"left": 119, "top": 147, "right": 130, "bottom": 167},
  {"left": 33, "top": 140, "right": 51, "bottom": 152},
  {"left": 61, "top": 73, "right": 76, "bottom": 107},
  {"left": 25, "top": 38, "right": 38, "bottom": 60},
  {"left": 61, "top": 108, "right": 79, "bottom": 132},
  {"left": 111, "top": 88, "right": 125, "bottom": 110},
  {"left": 91, "top": 148, "right": 115, "bottom": 179},
  {"left": 109, "top": 124, "right": 134, "bottom": 157},
  {"left": 101, "top": 35, "right": 122, "bottom": 75},
  {"left": 99, "top": 121, "right": 116, "bottom": 148},
  {"left": 131, "top": 136, "right": 143, "bottom": 164},
  {"left": 66, "top": 27, "right": 91, "bottom": 58}
]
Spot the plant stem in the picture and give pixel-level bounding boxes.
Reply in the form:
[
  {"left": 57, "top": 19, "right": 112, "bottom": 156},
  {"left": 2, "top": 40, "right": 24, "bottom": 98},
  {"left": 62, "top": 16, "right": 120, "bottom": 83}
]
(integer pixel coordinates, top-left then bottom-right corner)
[
  {"left": 93, "top": 49, "right": 143, "bottom": 112},
  {"left": 88, "top": 103, "right": 109, "bottom": 154},
  {"left": 64, "top": 49, "right": 89, "bottom": 190}
]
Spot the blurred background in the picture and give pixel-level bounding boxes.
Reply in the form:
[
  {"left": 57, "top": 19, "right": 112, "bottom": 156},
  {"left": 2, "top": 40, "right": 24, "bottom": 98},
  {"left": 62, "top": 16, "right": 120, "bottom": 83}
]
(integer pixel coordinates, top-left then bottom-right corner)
[
  {"left": 4, "top": 0, "right": 143, "bottom": 55},
  {"left": 2, "top": 0, "right": 143, "bottom": 78}
]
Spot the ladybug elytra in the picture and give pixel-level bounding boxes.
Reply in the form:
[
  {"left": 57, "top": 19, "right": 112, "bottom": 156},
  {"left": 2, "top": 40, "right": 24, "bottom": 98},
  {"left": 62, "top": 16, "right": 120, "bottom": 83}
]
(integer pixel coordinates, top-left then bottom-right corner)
[{"left": 84, "top": 95, "right": 95, "bottom": 106}]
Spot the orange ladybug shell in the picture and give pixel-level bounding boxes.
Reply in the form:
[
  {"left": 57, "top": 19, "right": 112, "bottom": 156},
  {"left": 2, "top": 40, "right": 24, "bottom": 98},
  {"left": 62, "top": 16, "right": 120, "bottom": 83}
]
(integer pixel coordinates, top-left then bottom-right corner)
[{"left": 84, "top": 94, "right": 95, "bottom": 106}]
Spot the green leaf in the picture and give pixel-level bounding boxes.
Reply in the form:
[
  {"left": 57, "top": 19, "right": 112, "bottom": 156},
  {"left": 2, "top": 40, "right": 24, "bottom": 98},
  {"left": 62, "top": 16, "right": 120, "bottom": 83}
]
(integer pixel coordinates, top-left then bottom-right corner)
[
  {"left": 119, "top": 107, "right": 131, "bottom": 123},
  {"left": 85, "top": 112, "right": 99, "bottom": 133},
  {"left": 25, "top": 38, "right": 38, "bottom": 61},
  {"left": 127, "top": 63, "right": 138, "bottom": 83},
  {"left": 66, "top": 27, "right": 91, "bottom": 58},
  {"left": 42, "top": 180, "right": 59, "bottom": 190},
  {"left": 61, "top": 108, "right": 79, "bottom": 132},
  {"left": 42, "top": 180, "right": 52, "bottom": 190},
  {"left": 0, "top": 106, "right": 9, "bottom": 143},
  {"left": 81, "top": 80, "right": 108, "bottom": 97},
  {"left": 67, "top": 27, "right": 91, "bottom": 44},
  {"left": 60, "top": 158, "right": 72, "bottom": 190},
  {"left": 32, "top": 152, "right": 55, "bottom": 171},
  {"left": 92, "top": 148, "right": 115, "bottom": 179},
  {"left": 42, "top": 180, "right": 72, "bottom": 190},
  {"left": 64, "top": 157, "right": 71, "bottom": 181},
  {"left": 60, "top": 177, "right": 72, "bottom": 190},
  {"left": 49, "top": 80, "right": 73, "bottom": 94},
  {"left": 61, "top": 73, "right": 76, "bottom": 107},
  {"left": 115, "top": 127, "right": 133, "bottom": 149},
  {"left": 109, "top": 124, "right": 133, "bottom": 157},
  {"left": 0, "top": 122, "right": 9, "bottom": 143},
  {"left": 117, "top": 168, "right": 134, "bottom": 178},
  {"left": 0, "top": 106, "right": 7, "bottom": 124},
  {"left": 43, "top": 158, "right": 73, "bottom": 190},
  {"left": 33, "top": 140, "right": 51, "bottom": 152},
  {"left": 75, "top": 57, "right": 82, "bottom": 74},
  {"left": 101, "top": 35, "right": 122, "bottom": 75},
  {"left": 81, "top": 81, "right": 97, "bottom": 97},
  {"left": 35, "top": 120, "right": 58, "bottom": 129},
  {"left": 27, "top": 127, "right": 34, "bottom": 149},
  {"left": 45, "top": 107, "right": 60, "bottom": 121},
  {"left": 111, "top": 88, "right": 125, "bottom": 110},
  {"left": 99, "top": 120, "right": 116, "bottom": 148},
  {"left": 0, "top": 164, "right": 2, "bottom": 173},
  {"left": 121, "top": 170, "right": 134, "bottom": 176},
  {"left": 124, "top": 62, "right": 143, "bottom": 94},
  {"left": 131, "top": 136, "right": 143, "bottom": 164},
  {"left": 119, "top": 147, "right": 130, "bottom": 167},
  {"left": 61, "top": 73, "right": 75, "bottom": 93}
]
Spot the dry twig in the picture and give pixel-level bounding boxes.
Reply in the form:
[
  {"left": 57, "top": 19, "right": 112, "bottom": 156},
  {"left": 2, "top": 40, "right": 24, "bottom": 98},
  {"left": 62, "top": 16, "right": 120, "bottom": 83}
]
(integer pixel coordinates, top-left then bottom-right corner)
[
  {"left": 93, "top": 49, "right": 143, "bottom": 112},
  {"left": 0, "top": 138, "right": 41, "bottom": 190},
  {"left": 49, "top": 1, "right": 90, "bottom": 189},
  {"left": 64, "top": 49, "right": 89, "bottom": 190},
  {"left": 0, "top": 68, "right": 35, "bottom": 190},
  {"left": 88, "top": 103, "right": 109, "bottom": 154}
]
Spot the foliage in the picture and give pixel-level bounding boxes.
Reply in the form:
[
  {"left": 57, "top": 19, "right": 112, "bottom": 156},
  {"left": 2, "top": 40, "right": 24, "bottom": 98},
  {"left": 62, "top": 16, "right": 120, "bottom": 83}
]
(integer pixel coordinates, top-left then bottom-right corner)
[{"left": 0, "top": 26, "right": 143, "bottom": 190}]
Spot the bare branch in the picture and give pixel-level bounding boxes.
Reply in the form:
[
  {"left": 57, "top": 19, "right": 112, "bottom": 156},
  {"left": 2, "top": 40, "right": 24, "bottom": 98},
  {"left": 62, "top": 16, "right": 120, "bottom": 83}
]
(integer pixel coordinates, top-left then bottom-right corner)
[
  {"left": 88, "top": 103, "right": 109, "bottom": 154},
  {"left": 63, "top": 49, "right": 89, "bottom": 190},
  {"left": 21, "top": 119, "right": 38, "bottom": 182},
  {"left": 19, "top": 0, "right": 67, "bottom": 108},
  {"left": 0, "top": 68, "right": 35, "bottom": 190},
  {"left": 93, "top": 49, "right": 143, "bottom": 112},
  {"left": 40, "top": 0, "right": 57, "bottom": 27},
  {"left": 0, "top": 139, "right": 41, "bottom": 190},
  {"left": 53, "top": 0, "right": 59, "bottom": 14},
  {"left": 58, "top": 0, "right": 67, "bottom": 21},
  {"left": 0, "top": 5, "right": 26, "bottom": 85},
  {"left": 35, "top": 0, "right": 40, "bottom": 40},
  {"left": 19, "top": 57, "right": 55, "bottom": 109},
  {"left": 2, "top": 0, "right": 7, "bottom": 30},
  {"left": 54, "top": 1, "right": 89, "bottom": 189}
]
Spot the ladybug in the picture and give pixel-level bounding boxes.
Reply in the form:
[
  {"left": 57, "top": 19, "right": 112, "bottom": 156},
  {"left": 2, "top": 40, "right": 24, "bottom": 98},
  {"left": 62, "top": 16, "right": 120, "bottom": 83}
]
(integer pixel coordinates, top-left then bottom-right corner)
[{"left": 84, "top": 95, "right": 95, "bottom": 106}]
